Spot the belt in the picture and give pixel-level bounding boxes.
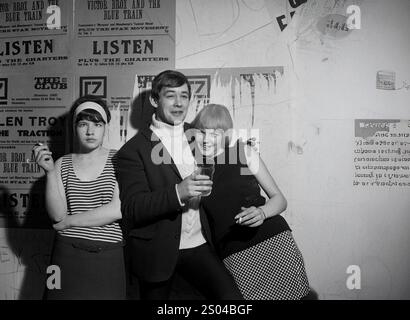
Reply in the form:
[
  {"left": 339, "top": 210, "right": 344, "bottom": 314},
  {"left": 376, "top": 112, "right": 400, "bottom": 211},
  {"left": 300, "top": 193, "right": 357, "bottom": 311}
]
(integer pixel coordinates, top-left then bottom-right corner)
[{"left": 56, "top": 234, "right": 125, "bottom": 253}]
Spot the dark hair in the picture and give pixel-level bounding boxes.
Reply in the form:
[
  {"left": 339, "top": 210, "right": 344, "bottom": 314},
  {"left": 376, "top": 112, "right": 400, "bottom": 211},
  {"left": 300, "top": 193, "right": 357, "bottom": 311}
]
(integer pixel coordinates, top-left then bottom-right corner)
[
  {"left": 71, "top": 95, "right": 111, "bottom": 124},
  {"left": 75, "top": 108, "right": 107, "bottom": 124},
  {"left": 151, "top": 70, "right": 191, "bottom": 102}
]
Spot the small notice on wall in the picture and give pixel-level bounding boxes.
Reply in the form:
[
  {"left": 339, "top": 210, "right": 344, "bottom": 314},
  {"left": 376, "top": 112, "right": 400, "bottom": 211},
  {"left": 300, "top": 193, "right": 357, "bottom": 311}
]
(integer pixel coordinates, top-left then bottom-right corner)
[
  {"left": 0, "top": 0, "right": 71, "bottom": 69},
  {"left": 353, "top": 119, "right": 410, "bottom": 187},
  {"left": 73, "top": 0, "right": 174, "bottom": 70}
]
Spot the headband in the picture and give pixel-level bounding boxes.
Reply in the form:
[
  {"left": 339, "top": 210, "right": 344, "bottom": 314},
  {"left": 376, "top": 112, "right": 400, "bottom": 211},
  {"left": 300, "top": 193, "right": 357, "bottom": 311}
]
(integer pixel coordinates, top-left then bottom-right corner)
[{"left": 74, "top": 101, "right": 108, "bottom": 124}]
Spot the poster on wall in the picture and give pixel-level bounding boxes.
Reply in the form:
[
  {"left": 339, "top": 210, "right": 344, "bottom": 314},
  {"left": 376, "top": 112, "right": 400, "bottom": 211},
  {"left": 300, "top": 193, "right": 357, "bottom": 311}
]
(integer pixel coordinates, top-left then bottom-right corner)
[
  {"left": 128, "top": 66, "right": 289, "bottom": 147},
  {"left": 73, "top": 0, "right": 175, "bottom": 70},
  {"left": 0, "top": 0, "right": 72, "bottom": 70},
  {"left": 0, "top": 0, "right": 177, "bottom": 229},
  {"left": 72, "top": 0, "right": 177, "bottom": 150},
  {"left": 0, "top": 73, "right": 72, "bottom": 228},
  {"left": 353, "top": 119, "right": 410, "bottom": 188}
]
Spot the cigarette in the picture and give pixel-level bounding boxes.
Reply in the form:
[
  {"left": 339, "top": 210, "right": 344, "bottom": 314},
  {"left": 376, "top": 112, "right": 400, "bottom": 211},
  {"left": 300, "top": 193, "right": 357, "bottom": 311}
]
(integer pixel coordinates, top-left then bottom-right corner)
[{"left": 238, "top": 217, "right": 242, "bottom": 224}]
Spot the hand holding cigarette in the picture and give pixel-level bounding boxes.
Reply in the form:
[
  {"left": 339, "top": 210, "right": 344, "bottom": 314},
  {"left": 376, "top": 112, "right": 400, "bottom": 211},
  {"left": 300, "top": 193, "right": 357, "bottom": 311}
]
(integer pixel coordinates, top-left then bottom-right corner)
[
  {"left": 235, "top": 206, "right": 266, "bottom": 227},
  {"left": 32, "top": 142, "right": 55, "bottom": 172}
]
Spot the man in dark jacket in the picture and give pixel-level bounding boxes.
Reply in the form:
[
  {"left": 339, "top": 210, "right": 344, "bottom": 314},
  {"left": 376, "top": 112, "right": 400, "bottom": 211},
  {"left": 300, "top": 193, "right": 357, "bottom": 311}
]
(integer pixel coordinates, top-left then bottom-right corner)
[{"left": 117, "top": 70, "right": 242, "bottom": 300}]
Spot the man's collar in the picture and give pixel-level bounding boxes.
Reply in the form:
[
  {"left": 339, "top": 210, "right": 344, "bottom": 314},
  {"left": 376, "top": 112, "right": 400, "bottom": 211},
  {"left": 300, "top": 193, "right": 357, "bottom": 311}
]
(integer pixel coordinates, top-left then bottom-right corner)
[{"left": 139, "top": 122, "right": 193, "bottom": 142}]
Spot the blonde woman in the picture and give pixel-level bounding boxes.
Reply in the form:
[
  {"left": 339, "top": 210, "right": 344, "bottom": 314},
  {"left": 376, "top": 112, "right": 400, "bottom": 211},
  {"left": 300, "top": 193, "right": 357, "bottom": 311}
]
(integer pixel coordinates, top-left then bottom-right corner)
[{"left": 191, "top": 104, "right": 310, "bottom": 300}]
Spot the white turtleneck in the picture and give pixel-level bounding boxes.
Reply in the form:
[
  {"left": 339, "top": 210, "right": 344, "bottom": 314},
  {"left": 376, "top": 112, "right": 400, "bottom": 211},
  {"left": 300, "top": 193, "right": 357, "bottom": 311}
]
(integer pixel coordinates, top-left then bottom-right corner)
[{"left": 150, "top": 114, "right": 206, "bottom": 249}]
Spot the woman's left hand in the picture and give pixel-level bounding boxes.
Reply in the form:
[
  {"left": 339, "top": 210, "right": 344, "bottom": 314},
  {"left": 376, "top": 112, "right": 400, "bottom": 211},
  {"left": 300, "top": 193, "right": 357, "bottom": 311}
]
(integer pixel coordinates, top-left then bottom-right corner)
[{"left": 235, "top": 206, "right": 266, "bottom": 227}]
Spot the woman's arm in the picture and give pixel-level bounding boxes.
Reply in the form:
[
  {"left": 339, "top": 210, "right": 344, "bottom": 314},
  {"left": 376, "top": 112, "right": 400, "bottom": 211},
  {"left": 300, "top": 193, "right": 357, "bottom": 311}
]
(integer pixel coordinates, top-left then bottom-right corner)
[
  {"left": 53, "top": 182, "right": 122, "bottom": 230},
  {"left": 235, "top": 145, "right": 287, "bottom": 227},
  {"left": 33, "top": 144, "right": 67, "bottom": 223},
  {"left": 45, "top": 157, "right": 68, "bottom": 223}
]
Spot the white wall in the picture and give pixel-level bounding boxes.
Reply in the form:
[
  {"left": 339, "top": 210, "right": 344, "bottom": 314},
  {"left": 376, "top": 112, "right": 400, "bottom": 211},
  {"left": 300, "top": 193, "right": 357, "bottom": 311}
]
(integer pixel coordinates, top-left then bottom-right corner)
[{"left": 176, "top": 0, "right": 410, "bottom": 299}]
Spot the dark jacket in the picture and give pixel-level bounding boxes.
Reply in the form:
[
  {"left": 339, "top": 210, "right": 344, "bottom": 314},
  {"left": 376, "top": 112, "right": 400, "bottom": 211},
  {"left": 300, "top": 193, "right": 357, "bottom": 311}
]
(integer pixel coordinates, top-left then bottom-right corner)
[{"left": 116, "top": 123, "right": 212, "bottom": 282}]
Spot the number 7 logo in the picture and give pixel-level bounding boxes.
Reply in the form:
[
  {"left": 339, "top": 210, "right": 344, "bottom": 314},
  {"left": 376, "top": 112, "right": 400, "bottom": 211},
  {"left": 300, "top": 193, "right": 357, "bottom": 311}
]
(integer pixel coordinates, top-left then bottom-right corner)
[
  {"left": 86, "top": 81, "right": 102, "bottom": 95},
  {"left": 0, "top": 78, "right": 8, "bottom": 104},
  {"left": 79, "top": 76, "right": 107, "bottom": 98}
]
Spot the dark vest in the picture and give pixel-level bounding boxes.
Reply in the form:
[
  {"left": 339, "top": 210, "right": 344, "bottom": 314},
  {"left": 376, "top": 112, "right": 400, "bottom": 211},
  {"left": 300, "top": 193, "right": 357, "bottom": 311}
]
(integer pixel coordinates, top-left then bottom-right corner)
[{"left": 201, "top": 141, "right": 290, "bottom": 259}]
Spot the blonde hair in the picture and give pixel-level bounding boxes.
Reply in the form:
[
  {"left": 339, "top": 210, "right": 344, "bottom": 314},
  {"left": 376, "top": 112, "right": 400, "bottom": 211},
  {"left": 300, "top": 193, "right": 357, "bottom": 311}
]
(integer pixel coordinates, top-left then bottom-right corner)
[{"left": 191, "top": 104, "right": 233, "bottom": 146}]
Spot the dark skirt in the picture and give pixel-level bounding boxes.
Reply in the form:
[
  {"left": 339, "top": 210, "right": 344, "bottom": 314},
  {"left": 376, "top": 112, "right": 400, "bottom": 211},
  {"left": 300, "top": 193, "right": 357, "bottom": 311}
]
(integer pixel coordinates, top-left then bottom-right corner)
[
  {"left": 223, "top": 230, "right": 310, "bottom": 300},
  {"left": 44, "top": 234, "right": 126, "bottom": 300}
]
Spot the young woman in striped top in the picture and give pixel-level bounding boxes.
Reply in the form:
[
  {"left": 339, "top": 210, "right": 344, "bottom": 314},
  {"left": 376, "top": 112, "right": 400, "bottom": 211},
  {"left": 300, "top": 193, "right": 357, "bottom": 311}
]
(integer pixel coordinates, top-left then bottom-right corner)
[{"left": 33, "top": 95, "right": 125, "bottom": 299}]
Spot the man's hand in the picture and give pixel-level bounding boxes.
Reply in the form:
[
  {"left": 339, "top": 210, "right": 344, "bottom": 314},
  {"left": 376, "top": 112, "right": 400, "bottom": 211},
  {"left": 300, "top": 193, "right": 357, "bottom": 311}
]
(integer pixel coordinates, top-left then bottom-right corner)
[{"left": 177, "top": 174, "right": 213, "bottom": 203}]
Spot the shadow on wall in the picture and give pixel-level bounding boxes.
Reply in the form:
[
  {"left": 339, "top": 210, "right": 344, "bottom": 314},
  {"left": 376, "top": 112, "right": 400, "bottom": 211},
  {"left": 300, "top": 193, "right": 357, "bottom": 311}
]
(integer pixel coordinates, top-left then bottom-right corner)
[
  {"left": 1, "top": 111, "right": 68, "bottom": 300},
  {"left": 302, "top": 288, "right": 319, "bottom": 300},
  {"left": 128, "top": 88, "right": 155, "bottom": 131}
]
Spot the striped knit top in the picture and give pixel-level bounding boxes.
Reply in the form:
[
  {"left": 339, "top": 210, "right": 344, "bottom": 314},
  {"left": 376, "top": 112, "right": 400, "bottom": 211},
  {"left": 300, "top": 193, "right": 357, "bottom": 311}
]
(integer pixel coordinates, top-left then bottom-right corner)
[{"left": 58, "top": 149, "right": 123, "bottom": 243}]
